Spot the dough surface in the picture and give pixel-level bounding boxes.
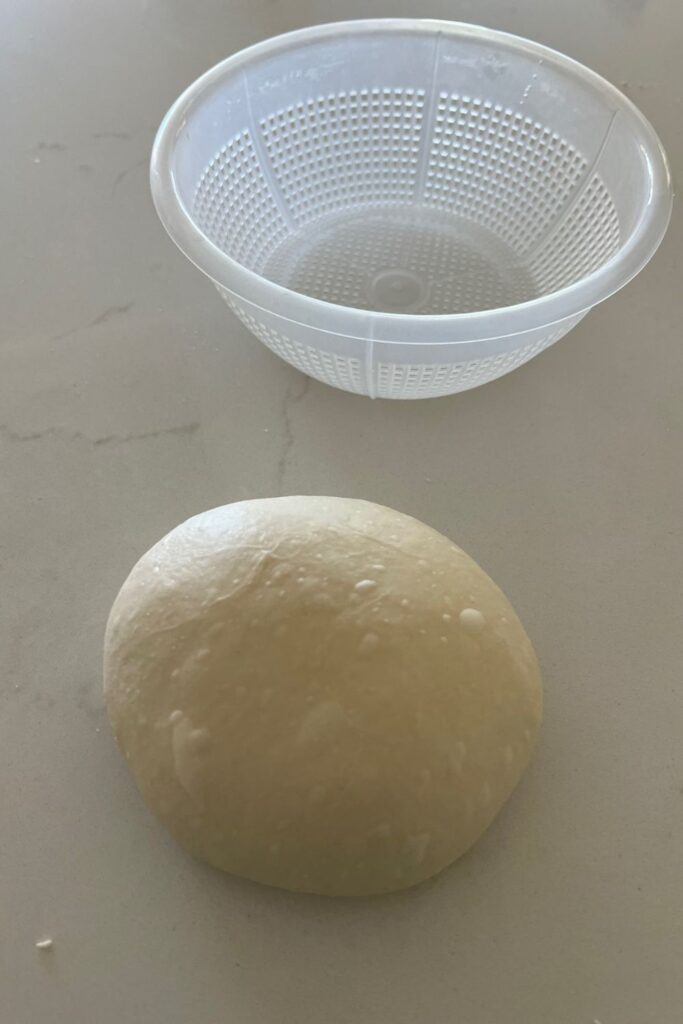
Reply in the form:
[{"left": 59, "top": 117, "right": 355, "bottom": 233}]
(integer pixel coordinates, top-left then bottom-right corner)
[{"left": 104, "top": 497, "right": 542, "bottom": 895}]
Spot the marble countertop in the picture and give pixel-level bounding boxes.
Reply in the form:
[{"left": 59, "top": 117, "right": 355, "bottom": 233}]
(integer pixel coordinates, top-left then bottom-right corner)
[{"left": 2, "top": 2, "right": 681, "bottom": 1022}]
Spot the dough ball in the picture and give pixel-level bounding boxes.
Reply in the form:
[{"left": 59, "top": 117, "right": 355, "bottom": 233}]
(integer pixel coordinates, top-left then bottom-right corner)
[{"left": 104, "top": 497, "right": 541, "bottom": 896}]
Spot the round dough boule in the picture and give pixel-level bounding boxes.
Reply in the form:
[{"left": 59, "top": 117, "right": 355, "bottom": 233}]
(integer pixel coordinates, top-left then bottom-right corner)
[{"left": 104, "top": 497, "right": 541, "bottom": 896}]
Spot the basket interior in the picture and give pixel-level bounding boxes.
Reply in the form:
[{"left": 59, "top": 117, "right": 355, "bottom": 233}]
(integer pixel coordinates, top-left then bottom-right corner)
[{"left": 173, "top": 28, "right": 651, "bottom": 316}]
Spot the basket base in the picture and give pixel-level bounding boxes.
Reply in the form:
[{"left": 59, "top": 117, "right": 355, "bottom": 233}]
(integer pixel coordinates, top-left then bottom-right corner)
[{"left": 262, "top": 205, "right": 538, "bottom": 316}]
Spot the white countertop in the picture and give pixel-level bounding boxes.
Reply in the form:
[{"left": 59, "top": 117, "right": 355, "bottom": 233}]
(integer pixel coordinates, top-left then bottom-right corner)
[{"left": 2, "top": 2, "right": 682, "bottom": 1022}]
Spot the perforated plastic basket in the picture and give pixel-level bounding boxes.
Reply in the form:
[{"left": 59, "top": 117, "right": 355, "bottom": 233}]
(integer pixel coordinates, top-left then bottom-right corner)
[{"left": 151, "top": 20, "right": 672, "bottom": 399}]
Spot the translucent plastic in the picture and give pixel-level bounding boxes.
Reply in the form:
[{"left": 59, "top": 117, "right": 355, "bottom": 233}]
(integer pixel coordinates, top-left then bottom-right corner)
[{"left": 151, "top": 20, "right": 672, "bottom": 399}]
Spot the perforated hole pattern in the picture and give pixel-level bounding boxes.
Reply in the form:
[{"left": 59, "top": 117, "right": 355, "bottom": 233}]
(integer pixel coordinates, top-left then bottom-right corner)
[
  {"left": 527, "top": 174, "right": 621, "bottom": 293},
  {"left": 260, "top": 89, "right": 426, "bottom": 226},
  {"left": 194, "top": 86, "right": 621, "bottom": 396},
  {"left": 374, "top": 320, "right": 580, "bottom": 398},
  {"left": 193, "top": 131, "right": 289, "bottom": 270},
  {"left": 193, "top": 88, "right": 611, "bottom": 281},
  {"left": 424, "top": 93, "right": 588, "bottom": 255},
  {"left": 226, "top": 296, "right": 365, "bottom": 394},
  {"left": 223, "top": 290, "right": 580, "bottom": 399}
]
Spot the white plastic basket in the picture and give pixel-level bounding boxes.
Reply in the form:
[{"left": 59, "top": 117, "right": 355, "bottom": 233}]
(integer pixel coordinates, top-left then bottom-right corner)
[{"left": 151, "top": 20, "right": 672, "bottom": 399}]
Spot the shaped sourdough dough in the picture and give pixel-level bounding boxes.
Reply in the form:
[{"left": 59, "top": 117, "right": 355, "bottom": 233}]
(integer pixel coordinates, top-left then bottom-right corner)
[{"left": 104, "top": 496, "right": 542, "bottom": 895}]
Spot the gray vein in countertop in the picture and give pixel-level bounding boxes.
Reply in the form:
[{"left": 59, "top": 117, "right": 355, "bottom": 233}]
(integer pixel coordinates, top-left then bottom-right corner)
[
  {"left": 275, "top": 375, "right": 310, "bottom": 494},
  {"left": 0, "top": 421, "right": 199, "bottom": 447},
  {"left": 88, "top": 302, "right": 134, "bottom": 328},
  {"left": 52, "top": 302, "right": 134, "bottom": 341},
  {"left": 111, "top": 157, "right": 147, "bottom": 195},
  {"left": 92, "top": 130, "right": 131, "bottom": 141}
]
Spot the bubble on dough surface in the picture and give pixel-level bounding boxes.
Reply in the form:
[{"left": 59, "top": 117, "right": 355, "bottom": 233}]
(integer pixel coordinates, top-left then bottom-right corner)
[
  {"left": 459, "top": 608, "right": 486, "bottom": 634},
  {"left": 297, "top": 701, "right": 347, "bottom": 744},
  {"left": 358, "top": 632, "right": 380, "bottom": 656},
  {"left": 404, "top": 833, "right": 431, "bottom": 865},
  {"left": 171, "top": 713, "right": 207, "bottom": 806},
  {"left": 188, "top": 728, "right": 211, "bottom": 751},
  {"left": 370, "top": 822, "right": 392, "bottom": 839}
]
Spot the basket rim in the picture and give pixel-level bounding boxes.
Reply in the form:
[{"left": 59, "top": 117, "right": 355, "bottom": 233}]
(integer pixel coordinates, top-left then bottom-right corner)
[{"left": 150, "top": 18, "right": 673, "bottom": 342}]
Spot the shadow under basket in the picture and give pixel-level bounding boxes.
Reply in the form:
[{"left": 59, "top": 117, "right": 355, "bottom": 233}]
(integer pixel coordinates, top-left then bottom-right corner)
[{"left": 151, "top": 19, "right": 672, "bottom": 398}]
